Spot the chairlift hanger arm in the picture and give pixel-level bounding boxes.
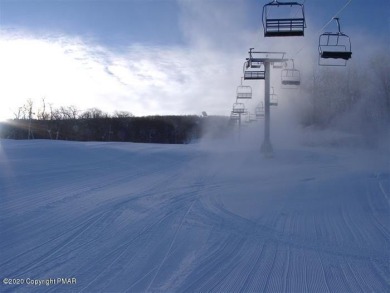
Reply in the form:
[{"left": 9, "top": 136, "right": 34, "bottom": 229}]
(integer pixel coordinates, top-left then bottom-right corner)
[
  {"left": 290, "top": 58, "right": 295, "bottom": 68},
  {"left": 334, "top": 17, "right": 341, "bottom": 33}
]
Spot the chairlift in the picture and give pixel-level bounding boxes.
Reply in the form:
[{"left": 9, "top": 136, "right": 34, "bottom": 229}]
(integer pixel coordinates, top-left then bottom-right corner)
[
  {"left": 241, "top": 110, "right": 250, "bottom": 123},
  {"left": 281, "top": 59, "right": 300, "bottom": 87},
  {"left": 244, "top": 113, "right": 257, "bottom": 124},
  {"left": 248, "top": 113, "right": 257, "bottom": 122},
  {"left": 236, "top": 77, "right": 252, "bottom": 99},
  {"left": 319, "top": 18, "right": 352, "bottom": 66},
  {"left": 230, "top": 111, "right": 240, "bottom": 122},
  {"left": 243, "top": 61, "right": 266, "bottom": 80},
  {"left": 270, "top": 87, "right": 279, "bottom": 106},
  {"left": 255, "top": 102, "right": 265, "bottom": 119},
  {"left": 262, "top": 0, "right": 306, "bottom": 37},
  {"left": 243, "top": 48, "right": 266, "bottom": 80},
  {"left": 232, "top": 102, "right": 246, "bottom": 114}
]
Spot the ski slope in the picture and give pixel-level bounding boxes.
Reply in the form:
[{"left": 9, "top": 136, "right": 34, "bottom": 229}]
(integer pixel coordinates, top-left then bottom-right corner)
[{"left": 0, "top": 137, "right": 389, "bottom": 292}]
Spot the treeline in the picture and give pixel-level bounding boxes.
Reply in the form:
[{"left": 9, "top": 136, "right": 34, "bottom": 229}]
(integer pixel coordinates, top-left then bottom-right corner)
[
  {"left": 0, "top": 108, "right": 230, "bottom": 144},
  {"left": 0, "top": 98, "right": 231, "bottom": 143},
  {"left": 298, "top": 51, "right": 390, "bottom": 135}
]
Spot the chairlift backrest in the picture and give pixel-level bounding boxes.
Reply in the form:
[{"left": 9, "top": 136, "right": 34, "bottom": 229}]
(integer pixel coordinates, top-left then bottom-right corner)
[
  {"left": 262, "top": 0, "right": 306, "bottom": 37},
  {"left": 244, "top": 71, "right": 266, "bottom": 80}
]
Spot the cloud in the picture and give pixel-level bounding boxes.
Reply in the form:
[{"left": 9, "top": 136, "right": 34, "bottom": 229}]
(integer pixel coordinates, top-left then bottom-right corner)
[
  {"left": 0, "top": 1, "right": 275, "bottom": 121},
  {"left": 0, "top": 24, "right": 251, "bottom": 121}
]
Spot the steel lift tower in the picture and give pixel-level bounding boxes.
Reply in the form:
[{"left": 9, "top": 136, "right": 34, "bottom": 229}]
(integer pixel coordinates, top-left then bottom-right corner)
[{"left": 244, "top": 49, "right": 287, "bottom": 156}]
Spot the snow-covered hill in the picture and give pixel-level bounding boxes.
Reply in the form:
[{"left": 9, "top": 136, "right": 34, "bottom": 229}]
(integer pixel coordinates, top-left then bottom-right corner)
[{"left": 0, "top": 137, "right": 389, "bottom": 292}]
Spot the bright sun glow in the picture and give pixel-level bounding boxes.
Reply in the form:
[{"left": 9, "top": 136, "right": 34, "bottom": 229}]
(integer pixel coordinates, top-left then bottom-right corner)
[
  {"left": 0, "top": 35, "right": 126, "bottom": 121},
  {"left": 0, "top": 31, "right": 242, "bottom": 121}
]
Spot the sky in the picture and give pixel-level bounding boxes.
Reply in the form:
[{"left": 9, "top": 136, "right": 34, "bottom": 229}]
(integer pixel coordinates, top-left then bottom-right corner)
[{"left": 0, "top": 0, "right": 389, "bottom": 121}]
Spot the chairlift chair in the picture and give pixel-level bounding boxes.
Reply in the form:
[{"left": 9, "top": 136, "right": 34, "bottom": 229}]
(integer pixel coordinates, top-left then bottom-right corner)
[
  {"left": 232, "top": 102, "right": 246, "bottom": 114},
  {"left": 281, "top": 59, "right": 301, "bottom": 87},
  {"left": 236, "top": 77, "right": 252, "bottom": 99},
  {"left": 248, "top": 113, "right": 257, "bottom": 123},
  {"left": 243, "top": 48, "right": 266, "bottom": 80},
  {"left": 270, "top": 87, "right": 279, "bottom": 106},
  {"left": 241, "top": 110, "right": 250, "bottom": 123},
  {"left": 243, "top": 61, "right": 266, "bottom": 80},
  {"left": 270, "top": 98, "right": 278, "bottom": 106},
  {"left": 244, "top": 111, "right": 257, "bottom": 124},
  {"left": 319, "top": 18, "right": 352, "bottom": 66},
  {"left": 255, "top": 102, "right": 265, "bottom": 119},
  {"left": 262, "top": 0, "right": 306, "bottom": 37},
  {"left": 230, "top": 111, "right": 240, "bottom": 122}
]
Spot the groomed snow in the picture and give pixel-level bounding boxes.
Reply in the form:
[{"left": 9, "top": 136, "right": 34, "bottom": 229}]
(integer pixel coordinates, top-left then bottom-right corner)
[{"left": 0, "top": 136, "right": 389, "bottom": 292}]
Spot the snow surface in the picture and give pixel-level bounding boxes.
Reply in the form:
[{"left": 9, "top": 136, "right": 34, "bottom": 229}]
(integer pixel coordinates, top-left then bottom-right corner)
[{"left": 0, "top": 136, "right": 389, "bottom": 292}]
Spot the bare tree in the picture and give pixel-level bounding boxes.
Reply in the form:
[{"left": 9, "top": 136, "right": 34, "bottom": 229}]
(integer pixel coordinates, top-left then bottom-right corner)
[
  {"left": 113, "top": 110, "right": 133, "bottom": 118},
  {"left": 37, "top": 97, "right": 50, "bottom": 120},
  {"left": 60, "top": 106, "right": 72, "bottom": 119},
  {"left": 24, "top": 99, "right": 35, "bottom": 139},
  {"left": 300, "top": 65, "right": 366, "bottom": 128},
  {"left": 13, "top": 107, "right": 23, "bottom": 120},
  {"left": 80, "top": 108, "right": 107, "bottom": 119}
]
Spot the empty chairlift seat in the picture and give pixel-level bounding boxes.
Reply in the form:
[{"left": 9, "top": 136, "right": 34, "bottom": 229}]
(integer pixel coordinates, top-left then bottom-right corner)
[
  {"left": 237, "top": 85, "right": 252, "bottom": 99},
  {"left": 232, "top": 102, "right": 246, "bottom": 114},
  {"left": 230, "top": 112, "right": 240, "bottom": 122},
  {"left": 281, "top": 70, "right": 301, "bottom": 86},
  {"left": 247, "top": 113, "right": 257, "bottom": 123},
  {"left": 255, "top": 103, "right": 265, "bottom": 119},
  {"left": 319, "top": 18, "right": 352, "bottom": 66},
  {"left": 262, "top": 1, "right": 306, "bottom": 37},
  {"left": 270, "top": 87, "right": 279, "bottom": 106},
  {"left": 281, "top": 59, "right": 301, "bottom": 87},
  {"left": 243, "top": 60, "right": 266, "bottom": 80},
  {"left": 236, "top": 78, "right": 252, "bottom": 99}
]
